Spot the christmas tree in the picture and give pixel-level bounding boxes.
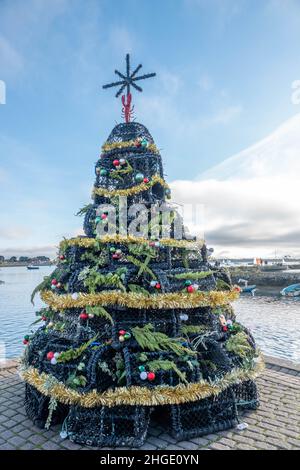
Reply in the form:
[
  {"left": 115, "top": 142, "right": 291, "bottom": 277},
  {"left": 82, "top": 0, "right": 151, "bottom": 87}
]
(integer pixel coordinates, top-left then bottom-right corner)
[{"left": 21, "top": 55, "right": 263, "bottom": 448}]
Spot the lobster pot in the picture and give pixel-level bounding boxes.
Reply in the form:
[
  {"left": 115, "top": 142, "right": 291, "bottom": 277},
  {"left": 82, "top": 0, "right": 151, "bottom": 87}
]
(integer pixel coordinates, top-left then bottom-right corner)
[
  {"left": 24, "top": 384, "right": 68, "bottom": 429},
  {"left": 66, "top": 404, "right": 152, "bottom": 448},
  {"left": 112, "top": 308, "right": 179, "bottom": 340},
  {"left": 124, "top": 350, "right": 201, "bottom": 387},
  {"left": 162, "top": 387, "right": 238, "bottom": 440},
  {"left": 177, "top": 307, "right": 219, "bottom": 330},
  {"left": 233, "top": 379, "right": 259, "bottom": 411}
]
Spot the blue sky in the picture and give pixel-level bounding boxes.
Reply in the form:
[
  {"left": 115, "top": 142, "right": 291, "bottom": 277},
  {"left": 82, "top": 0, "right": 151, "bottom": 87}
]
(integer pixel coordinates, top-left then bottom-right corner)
[{"left": 1, "top": 0, "right": 300, "bottom": 257}]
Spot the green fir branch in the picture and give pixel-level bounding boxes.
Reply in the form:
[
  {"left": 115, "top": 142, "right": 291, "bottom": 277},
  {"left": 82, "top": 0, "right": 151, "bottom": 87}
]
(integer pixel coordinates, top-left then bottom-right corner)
[
  {"left": 57, "top": 335, "right": 98, "bottom": 363},
  {"left": 147, "top": 359, "right": 188, "bottom": 384},
  {"left": 127, "top": 255, "right": 156, "bottom": 280},
  {"left": 132, "top": 324, "right": 196, "bottom": 357},
  {"left": 86, "top": 305, "right": 114, "bottom": 324},
  {"left": 169, "top": 271, "right": 212, "bottom": 281},
  {"left": 128, "top": 284, "right": 150, "bottom": 296},
  {"left": 216, "top": 279, "right": 231, "bottom": 291},
  {"left": 180, "top": 325, "right": 209, "bottom": 335},
  {"left": 75, "top": 204, "right": 93, "bottom": 216},
  {"left": 83, "top": 267, "right": 127, "bottom": 293},
  {"left": 225, "top": 332, "right": 254, "bottom": 359}
]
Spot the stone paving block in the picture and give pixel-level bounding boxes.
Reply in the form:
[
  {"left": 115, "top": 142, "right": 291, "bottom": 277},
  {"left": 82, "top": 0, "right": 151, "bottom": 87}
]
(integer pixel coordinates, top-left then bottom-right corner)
[
  {"left": 158, "top": 433, "right": 178, "bottom": 444},
  {"left": 264, "top": 437, "right": 291, "bottom": 450},
  {"left": 204, "top": 433, "right": 219, "bottom": 441},
  {"left": 209, "top": 442, "right": 231, "bottom": 450},
  {"left": 139, "top": 444, "right": 158, "bottom": 450},
  {"left": 177, "top": 441, "right": 199, "bottom": 450},
  {"left": 286, "top": 437, "right": 300, "bottom": 448},
  {"left": 28, "top": 433, "right": 47, "bottom": 445},
  {"left": 217, "top": 437, "right": 236, "bottom": 448},
  {"left": 1, "top": 429, "right": 15, "bottom": 441},
  {"left": 190, "top": 437, "right": 210, "bottom": 447},
  {"left": 40, "top": 441, "right": 64, "bottom": 450},
  {"left": 0, "top": 442, "right": 17, "bottom": 450},
  {"left": 18, "top": 442, "right": 40, "bottom": 450},
  {"left": 146, "top": 436, "right": 169, "bottom": 448},
  {"left": 2, "top": 408, "right": 17, "bottom": 418},
  {"left": 60, "top": 439, "right": 82, "bottom": 450},
  {"left": 8, "top": 435, "right": 27, "bottom": 448},
  {"left": 254, "top": 441, "right": 277, "bottom": 450}
]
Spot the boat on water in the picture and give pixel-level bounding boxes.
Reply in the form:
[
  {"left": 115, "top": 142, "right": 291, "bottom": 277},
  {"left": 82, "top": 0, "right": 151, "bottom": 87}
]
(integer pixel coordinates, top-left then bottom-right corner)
[
  {"left": 237, "top": 278, "right": 257, "bottom": 295},
  {"left": 260, "top": 263, "right": 286, "bottom": 272},
  {"left": 280, "top": 283, "right": 300, "bottom": 297},
  {"left": 27, "top": 265, "right": 39, "bottom": 270}
]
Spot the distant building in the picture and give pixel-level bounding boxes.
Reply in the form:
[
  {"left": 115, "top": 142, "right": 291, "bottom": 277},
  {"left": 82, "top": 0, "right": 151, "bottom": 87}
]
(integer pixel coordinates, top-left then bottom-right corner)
[
  {"left": 0, "top": 256, "right": 5, "bottom": 263},
  {"left": 9, "top": 256, "right": 17, "bottom": 262}
]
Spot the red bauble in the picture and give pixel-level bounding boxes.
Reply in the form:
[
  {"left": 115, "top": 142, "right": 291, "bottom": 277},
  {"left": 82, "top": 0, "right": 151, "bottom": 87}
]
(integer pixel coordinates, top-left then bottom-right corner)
[
  {"left": 42, "top": 316, "right": 47, "bottom": 321},
  {"left": 155, "top": 283, "right": 161, "bottom": 289},
  {"left": 119, "top": 330, "right": 126, "bottom": 336},
  {"left": 143, "top": 177, "right": 149, "bottom": 183},
  {"left": 47, "top": 351, "right": 54, "bottom": 360},
  {"left": 59, "top": 255, "right": 65, "bottom": 260},
  {"left": 112, "top": 253, "right": 120, "bottom": 259},
  {"left": 187, "top": 285, "right": 195, "bottom": 293},
  {"left": 222, "top": 325, "right": 228, "bottom": 332},
  {"left": 23, "top": 339, "right": 28, "bottom": 345},
  {"left": 51, "top": 279, "right": 58, "bottom": 285},
  {"left": 113, "top": 159, "right": 120, "bottom": 166},
  {"left": 101, "top": 213, "right": 107, "bottom": 220},
  {"left": 79, "top": 312, "right": 89, "bottom": 320},
  {"left": 149, "top": 241, "right": 155, "bottom": 247},
  {"left": 147, "top": 372, "right": 156, "bottom": 381}
]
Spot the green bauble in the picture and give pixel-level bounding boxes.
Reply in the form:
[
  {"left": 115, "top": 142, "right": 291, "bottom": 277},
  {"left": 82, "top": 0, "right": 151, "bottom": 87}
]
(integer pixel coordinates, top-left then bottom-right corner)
[
  {"left": 100, "top": 169, "right": 107, "bottom": 176},
  {"left": 135, "top": 173, "right": 144, "bottom": 183}
]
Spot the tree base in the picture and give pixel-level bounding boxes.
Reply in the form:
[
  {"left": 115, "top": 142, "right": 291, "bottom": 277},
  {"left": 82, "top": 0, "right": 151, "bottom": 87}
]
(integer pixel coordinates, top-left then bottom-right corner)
[{"left": 24, "top": 379, "right": 259, "bottom": 447}]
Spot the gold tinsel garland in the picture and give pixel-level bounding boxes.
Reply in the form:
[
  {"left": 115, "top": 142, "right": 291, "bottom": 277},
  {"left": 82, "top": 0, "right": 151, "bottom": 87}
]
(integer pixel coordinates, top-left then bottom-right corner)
[
  {"left": 101, "top": 140, "right": 159, "bottom": 154},
  {"left": 92, "top": 174, "right": 169, "bottom": 198},
  {"left": 41, "top": 289, "right": 240, "bottom": 311},
  {"left": 60, "top": 234, "right": 203, "bottom": 251},
  {"left": 20, "top": 357, "right": 264, "bottom": 408}
]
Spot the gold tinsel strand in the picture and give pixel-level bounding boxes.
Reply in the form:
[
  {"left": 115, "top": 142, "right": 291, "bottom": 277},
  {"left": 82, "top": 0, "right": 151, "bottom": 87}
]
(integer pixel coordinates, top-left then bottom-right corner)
[
  {"left": 41, "top": 289, "right": 240, "bottom": 311},
  {"left": 92, "top": 175, "right": 169, "bottom": 198},
  {"left": 60, "top": 235, "right": 203, "bottom": 251},
  {"left": 101, "top": 140, "right": 159, "bottom": 154},
  {"left": 19, "top": 357, "right": 264, "bottom": 408}
]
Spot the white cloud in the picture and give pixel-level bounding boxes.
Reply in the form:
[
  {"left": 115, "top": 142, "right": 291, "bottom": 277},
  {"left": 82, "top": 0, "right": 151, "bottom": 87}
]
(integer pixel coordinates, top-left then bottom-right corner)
[
  {"left": 198, "top": 75, "right": 213, "bottom": 92},
  {"left": 160, "top": 71, "right": 182, "bottom": 95},
  {"left": 0, "top": 168, "right": 8, "bottom": 183},
  {"left": 208, "top": 105, "right": 242, "bottom": 125},
  {"left": 170, "top": 113, "right": 300, "bottom": 258},
  {"left": 108, "top": 26, "right": 134, "bottom": 55},
  {"left": 0, "top": 226, "right": 32, "bottom": 241},
  {"left": 185, "top": 0, "right": 245, "bottom": 28},
  {"left": 0, "top": 35, "right": 23, "bottom": 78}
]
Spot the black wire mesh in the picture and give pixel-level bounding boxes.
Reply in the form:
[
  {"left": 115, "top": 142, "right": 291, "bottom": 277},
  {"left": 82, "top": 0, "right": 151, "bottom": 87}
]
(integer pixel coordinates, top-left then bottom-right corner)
[{"left": 66, "top": 404, "right": 152, "bottom": 448}]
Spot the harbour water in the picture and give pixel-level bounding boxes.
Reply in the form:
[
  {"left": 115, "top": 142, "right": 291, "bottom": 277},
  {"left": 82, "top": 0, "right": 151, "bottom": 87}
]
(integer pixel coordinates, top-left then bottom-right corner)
[{"left": 0, "top": 266, "right": 299, "bottom": 362}]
